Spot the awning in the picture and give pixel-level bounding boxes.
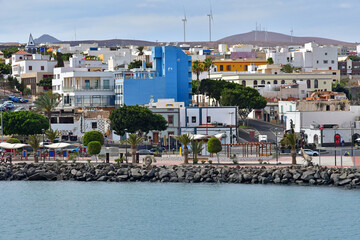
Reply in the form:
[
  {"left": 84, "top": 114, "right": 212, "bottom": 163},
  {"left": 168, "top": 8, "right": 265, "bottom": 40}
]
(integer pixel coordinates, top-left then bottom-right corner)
[
  {"left": 0, "top": 142, "right": 28, "bottom": 149},
  {"left": 44, "top": 143, "right": 73, "bottom": 149}
]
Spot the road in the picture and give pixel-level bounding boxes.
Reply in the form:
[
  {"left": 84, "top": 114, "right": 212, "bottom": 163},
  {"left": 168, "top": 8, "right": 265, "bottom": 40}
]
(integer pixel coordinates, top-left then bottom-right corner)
[{"left": 246, "top": 119, "right": 282, "bottom": 143}]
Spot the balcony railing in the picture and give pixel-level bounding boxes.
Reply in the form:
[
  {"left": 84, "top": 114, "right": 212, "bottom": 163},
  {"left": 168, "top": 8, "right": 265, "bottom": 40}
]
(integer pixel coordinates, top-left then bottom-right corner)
[{"left": 63, "top": 87, "right": 114, "bottom": 92}]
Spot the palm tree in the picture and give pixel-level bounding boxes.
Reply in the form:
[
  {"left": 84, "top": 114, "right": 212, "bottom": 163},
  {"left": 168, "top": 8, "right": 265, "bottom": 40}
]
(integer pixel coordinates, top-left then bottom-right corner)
[
  {"left": 123, "top": 133, "right": 144, "bottom": 164},
  {"left": 137, "top": 46, "right": 144, "bottom": 56},
  {"left": 45, "top": 129, "right": 60, "bottom": 143},
  {"left": 34, "top": 91, "right": 60, "bottom": 129},
  {"left": 175, "top": 134, "right": 192, "bottom": 164},
  {"left": 190, "top": 140, "right": 204, "bottom": 162},
  {"left": 27, "top": 135, "right": 41, "bottom": 163},
  {"left": 280, "top": 122, "right": 298, "bottom": 165},
  {"left": 192, "top": 60, "right": 204, "bottom": 106},
  {"left": 203, "top": 58, "right": 213, "bottom": 79}
]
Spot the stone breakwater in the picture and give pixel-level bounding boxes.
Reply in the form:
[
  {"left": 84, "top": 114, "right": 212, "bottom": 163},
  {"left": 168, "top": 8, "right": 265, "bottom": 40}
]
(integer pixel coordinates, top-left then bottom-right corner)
[{"left": 1, "top": 163, "right": 360, "bottom": 188}]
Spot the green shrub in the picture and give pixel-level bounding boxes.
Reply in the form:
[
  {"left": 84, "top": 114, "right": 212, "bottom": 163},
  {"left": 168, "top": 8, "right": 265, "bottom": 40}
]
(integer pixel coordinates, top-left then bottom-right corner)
[
  {"left": 208, "top": 160, "right": 212, "bottom": 164},
  {"left": 7, "top": 138, "right": 21, "bottom": 143},
  {"left": 201, "top": 160, "right": 206, "bottom": 164},
  {"left": 83, "top": 131, "right": 104, "bottom": 146},
  {"left": 193, "top": 159, "right": 198, "bottom": 164},
  {"left": 115, "top": 157, "right": 124, "bottom": 163},
  {"left": 207, "top": 137, "right": 222, "bottom": 154},
  {"left": 88, "top": 141, "right": 101, "bottom": 155}
]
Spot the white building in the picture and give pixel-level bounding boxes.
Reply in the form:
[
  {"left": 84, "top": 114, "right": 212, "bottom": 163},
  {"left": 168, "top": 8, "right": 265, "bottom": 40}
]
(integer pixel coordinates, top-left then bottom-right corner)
[
  {"left": 11, "top": 51, "right": 56, "bottom": 77},
  {"left": 180, "top": 107, "right": 238, "bottom": 144},
  {"left": 52, "top": 67, "right": 115, "bottom": 108},
  {"left": 266, "top": 42, "right": 338, "bottom": 72}
]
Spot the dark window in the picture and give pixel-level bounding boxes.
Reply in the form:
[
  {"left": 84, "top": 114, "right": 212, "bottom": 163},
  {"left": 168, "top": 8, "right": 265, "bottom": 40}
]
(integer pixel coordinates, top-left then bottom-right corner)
[
  {"left": 293, "top": 80, "right": 297, "bottom": 83},
  {"left": 92, "top": 122, "right": 97, "bottom": 128},
  {"left": 226, "top": 65, "right": 231, "bottom": 71},
  {"left": 261, "top": 80, "right": 265, "bottom": 84},
  {"left": 314, "top": 79, "right": 318, "bottom": 88},
  {"left": 29, "top": 66, "right": 32, "bottom": 70},
  {"left": 333, "top": 72, "right": 336, "bottom": 75},
  {"left": 41, "top": 66, "right": 44, "bottom": 70},
  {"left": 186, "top": 116, "right": 189, "bottom": 123},
  {"left": 59, "top": 117, "right": 74, "bottom": 124},
  {"left": 168, "top": 115, "right": 174, "bottom": 125},
  {"left": 253, "top": 80, "right": 257, "bottom": 86},
  {"left": 242, "top": 80, "right": 246, "bottom": 86},
  {"left": 326, "top": 105, "right": 330, "bottom": 111},
  {"left": 273, "top": 80, "right": 278, "bottom": 84},
  {"left": 281, "top": 80, "right": 285, "bottom": 84},
  {"left": 220, "top": 65, "right": 223, "bottom": 71},
  {"left": 51, "top": 117, "right": 57, "bottom": 124},
  {"left": 192, "top": 116, "right": 196, "bottom": 123},
  {"left": 207, "top": 116, "right": 211, "bottom": 123},
  {"left": 307, "top": 79, "right": 311, "bottom": 88}
]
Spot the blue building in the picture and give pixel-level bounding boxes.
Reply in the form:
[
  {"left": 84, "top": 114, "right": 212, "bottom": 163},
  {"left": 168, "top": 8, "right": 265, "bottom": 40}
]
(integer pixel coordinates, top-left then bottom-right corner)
[{"left": 115, "top": 46, "right": 192, "bottom": 106}]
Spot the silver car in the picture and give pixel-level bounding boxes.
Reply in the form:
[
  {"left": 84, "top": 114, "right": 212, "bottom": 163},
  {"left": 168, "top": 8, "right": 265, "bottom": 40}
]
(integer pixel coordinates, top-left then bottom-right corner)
[{"left": 298, "top": 149, "right": 319, "bottom": 156}]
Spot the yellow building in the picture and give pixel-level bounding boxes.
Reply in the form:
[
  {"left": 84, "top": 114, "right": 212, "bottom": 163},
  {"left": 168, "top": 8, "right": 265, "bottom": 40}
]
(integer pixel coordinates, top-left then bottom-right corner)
[{"left": 212, "top": 59, "right": 267, "bottom": 72}]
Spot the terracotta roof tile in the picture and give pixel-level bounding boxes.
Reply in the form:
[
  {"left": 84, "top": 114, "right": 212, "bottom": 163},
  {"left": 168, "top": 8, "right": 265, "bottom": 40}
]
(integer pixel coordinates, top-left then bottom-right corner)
[{"left": 14, "top": 50, "right": 32, "bottom": 55}]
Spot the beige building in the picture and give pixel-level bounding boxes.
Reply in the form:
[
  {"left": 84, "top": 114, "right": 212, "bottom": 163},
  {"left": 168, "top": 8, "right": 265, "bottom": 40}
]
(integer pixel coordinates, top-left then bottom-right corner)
[{"left": 21, "top": 72, "right": 53, "bottom": 95}]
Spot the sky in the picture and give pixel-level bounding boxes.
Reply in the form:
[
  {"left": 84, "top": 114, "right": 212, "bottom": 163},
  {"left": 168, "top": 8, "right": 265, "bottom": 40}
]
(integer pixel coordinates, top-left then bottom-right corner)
[{"left": 0, "top": 0, "right": 359, "bottom": 43}]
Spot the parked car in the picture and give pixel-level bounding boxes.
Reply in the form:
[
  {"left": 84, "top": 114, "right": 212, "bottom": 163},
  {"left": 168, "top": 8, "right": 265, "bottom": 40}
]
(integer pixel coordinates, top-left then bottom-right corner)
[
  {"left": 298, "top": 149, "right": 319, "bottom": 156},
  {"left": 4, "top": 102, "right": 14, "bottom": 110},
  {"left": 14, "top": 107, "right": 25, "bottom": 112},
  {"left": 19, "top": 98, "right": 28, "bottom": 103},
  {"left": 138, "top": 149, "right": 154, "bottom": 155},
  {"left": 150, "top": 147, "right": 166, "bottom": 153},
  {"left": 0, "top": 105, "right": 6, "bottom": 112},
  {"left": 8, "top": 94, "right": 15, "bottom": 100}
]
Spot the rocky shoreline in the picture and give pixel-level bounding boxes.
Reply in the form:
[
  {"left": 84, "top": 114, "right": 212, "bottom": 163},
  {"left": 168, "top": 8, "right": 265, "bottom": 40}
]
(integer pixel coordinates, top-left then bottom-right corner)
[{"left": 0, "top": 163, "right": 359, "bottom": 189}]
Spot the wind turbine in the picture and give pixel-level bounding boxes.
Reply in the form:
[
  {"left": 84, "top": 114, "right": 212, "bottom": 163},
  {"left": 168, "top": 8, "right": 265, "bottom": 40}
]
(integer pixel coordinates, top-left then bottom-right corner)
[
  {"left": 182, "top": 7, "right": 187, "bottom": 42},
  {"left": 207, "top": 1, "right": 214, "bottom": 42}
]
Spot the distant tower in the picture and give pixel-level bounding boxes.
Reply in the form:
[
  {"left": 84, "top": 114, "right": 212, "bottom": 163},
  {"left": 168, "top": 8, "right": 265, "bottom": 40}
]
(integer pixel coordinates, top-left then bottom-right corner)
[
  {"left": 207, "top": 1, "right": 214, "bottom": 42},
  {"left": 182, "top": 8, "right": 187, "bottom": 42},
  {"left": 290, "top": 28, "right": 294, "bottom": 43},
  {"left": 25, "top": 33, "right": 36, "bottom": 54}
]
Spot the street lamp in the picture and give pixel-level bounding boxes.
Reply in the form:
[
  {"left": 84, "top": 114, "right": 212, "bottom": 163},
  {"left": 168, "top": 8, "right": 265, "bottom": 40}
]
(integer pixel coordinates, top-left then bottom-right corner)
[{"left": 42, "top": 129, "right": 45, "bottom": 163}]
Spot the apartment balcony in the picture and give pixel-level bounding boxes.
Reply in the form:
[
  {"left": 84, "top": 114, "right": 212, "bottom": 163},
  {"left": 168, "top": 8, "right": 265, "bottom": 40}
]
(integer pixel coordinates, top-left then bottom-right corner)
[{"left": 63, "top": 87, "right": 114, "bottom": 92}]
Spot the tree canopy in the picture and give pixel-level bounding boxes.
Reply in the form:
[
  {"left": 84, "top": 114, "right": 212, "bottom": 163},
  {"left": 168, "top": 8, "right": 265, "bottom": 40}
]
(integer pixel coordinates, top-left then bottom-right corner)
[
  {"left": 88, "top": 141, "right": 101, "bottom": 155},
  {"left": 2, "top": 47, "right": 18, "bottom": 58},
  {"left": 128, "top": 60, "right": 152, "bottom": 69},
  {"left": 0, "top": 63, "right": 12, "bottom": 75},
  {"left": 207, "top": 137, "right": 222, "bottom": 154},
  {"left": 36, "top": 76, "right": 52, "bottom": 88},
  {"left": 3, "top": 111, "right": 49, "bottom": 136},
  {"left": 110, "top": 105, "right": 167, "bottom": 136},
  {"left": 220, "top": 85, "right": 267, "bottom": 122},
  {"left": 83, "top": 130, "right": 104, "bottom": 146}
]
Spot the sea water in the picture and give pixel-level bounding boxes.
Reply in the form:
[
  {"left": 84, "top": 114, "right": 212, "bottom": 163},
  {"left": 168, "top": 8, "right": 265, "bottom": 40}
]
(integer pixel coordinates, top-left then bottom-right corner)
[{"left": 0, "top": 182, "right": 359, "bottom": 240}]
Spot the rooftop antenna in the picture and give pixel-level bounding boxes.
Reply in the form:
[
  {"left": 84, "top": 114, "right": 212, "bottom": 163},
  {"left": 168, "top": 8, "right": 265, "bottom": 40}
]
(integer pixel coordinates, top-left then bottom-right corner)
[
  {"left": 74, "top": 25, "right": 77, "bottom": 41},
  {"left": 290, "top": 27, "right": 294, "bottom": 43},
  {"left": 182, "top": 7, "right": 187, "bottom": 42},
  {"left": 207, "top": 0, "right": 214, "bottom": 42}
]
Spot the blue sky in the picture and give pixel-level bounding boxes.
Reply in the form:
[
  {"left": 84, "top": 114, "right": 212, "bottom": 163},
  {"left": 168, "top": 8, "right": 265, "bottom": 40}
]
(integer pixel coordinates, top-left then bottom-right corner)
[{"left": 0, "top": 0, "right": 359, "bottom": 43}]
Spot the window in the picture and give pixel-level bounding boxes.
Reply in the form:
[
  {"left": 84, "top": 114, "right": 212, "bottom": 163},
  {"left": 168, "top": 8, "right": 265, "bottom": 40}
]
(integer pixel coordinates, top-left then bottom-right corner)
[
  {"left": 41, "top": 66, "right": 44, "bottom": 70},
  {"left": 168, "top": 115, "right": 174, "bottom": 125},
  {"left": 192, "top": 116, "right": 196, "bottom": 123},
  {"left": 307, "top": 79, "right": 311, "bottom": 88},
  {"left": 220, "top": 65, "right": 223, "bottom": 71},
  {"left": 281, "top": 80, "right": 285, "bottom": 84},
  {"left": 267, "top": 81, "right": 270, "bottom": 84},
  {"left": 85, "top": 80, "right": 90, "bottom": 89},
  {"left": 186, "top": 116, "right": 189, "bottom": 123},
  {"left": 226, "top": 65, "right": 231, "bottom": 71},
  {"left": 273, "top": 80, "right": 278, "bottom": 84},
  {"left": 94, "top": 80, "right": 99, "bottom": 89},
  {"left": 253, "top": 80, "right": 257, "bottom": 86},
  {"left": 29, "top": 66, "right": 32, "bottom": 70},
  {"left": 323, "top": 60, "right": 328, "bottom": 64},
  {"left": 326, "top": 105, "right": 330, "bottom": 111},
  {"left": 316, "top": 60, "right": 319, "bottom": 64},
  {"left": 333, "top": 72, "right": 336, "bottom": 75},
  {"left": 324, "top": 81, "right": 326, "bottom": 85},
  {"left": 207, "top": 116, "right": 211, "bottom": 123},
  {"left": 92, "top": 122, "right": 97, "bottom": 129},
  {"left": 331, "top": 60, "right": 335, "bottom": 64},
  {"left": 290, "top": 106, "right": 292, "bottom": 111},
  {"left": 103, "top": 80, "right": 110, "bottom": 89},
  {"left": 20, "top": 57, "right": 22, "bottom": 60},
  {"left": 59, "top": 117, "right": 74, "bottom": 123},
  {"left": 293, "top": 80, "right": 297, "bottom": 83},
  {"left": 314, "top": 79, "right": 318, "bottom": 88},
  {"left": 325, "top": 52, "right": 328, "bottom": 55},
  {"left": 51, "top": 117, "right": 57, "bottom": 124},
  {"left": 261, "top": 80, "right": 265, "bottom": 84},
  {"left": 242, "top": 80, "right": 246, "bottom": 86}
]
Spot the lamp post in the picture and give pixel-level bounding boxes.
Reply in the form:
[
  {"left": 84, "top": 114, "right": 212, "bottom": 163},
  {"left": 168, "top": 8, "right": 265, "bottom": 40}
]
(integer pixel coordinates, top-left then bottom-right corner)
[{"left": 42, "top": 129, "right": 45, "bottom": 163}]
